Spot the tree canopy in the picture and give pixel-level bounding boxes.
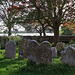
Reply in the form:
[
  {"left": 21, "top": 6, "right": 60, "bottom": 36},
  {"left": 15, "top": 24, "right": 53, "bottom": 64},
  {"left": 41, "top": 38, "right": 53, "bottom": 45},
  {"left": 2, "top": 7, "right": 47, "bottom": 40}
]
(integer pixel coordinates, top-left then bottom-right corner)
[{"left": 0, "top": 0, "right": 74, "bottom": 44}]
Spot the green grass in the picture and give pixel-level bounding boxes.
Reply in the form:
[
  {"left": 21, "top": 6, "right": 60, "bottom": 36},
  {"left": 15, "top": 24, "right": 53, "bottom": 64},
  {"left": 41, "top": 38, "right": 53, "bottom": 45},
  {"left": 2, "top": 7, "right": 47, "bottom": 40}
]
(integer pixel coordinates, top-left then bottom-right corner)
[{"left": 0, "top": 48, "right": 75, "bottom": 75}]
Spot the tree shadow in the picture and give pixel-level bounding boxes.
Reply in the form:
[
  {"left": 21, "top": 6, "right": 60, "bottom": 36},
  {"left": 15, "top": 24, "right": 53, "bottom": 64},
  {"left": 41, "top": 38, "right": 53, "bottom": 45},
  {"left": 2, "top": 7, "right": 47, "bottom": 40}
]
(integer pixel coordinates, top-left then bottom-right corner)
[
  {"left": 10, "top": 60, "right": 75, "bottom": 75},
  {"left": 0, "top": 57, "right": 25, "bottom": 68}
]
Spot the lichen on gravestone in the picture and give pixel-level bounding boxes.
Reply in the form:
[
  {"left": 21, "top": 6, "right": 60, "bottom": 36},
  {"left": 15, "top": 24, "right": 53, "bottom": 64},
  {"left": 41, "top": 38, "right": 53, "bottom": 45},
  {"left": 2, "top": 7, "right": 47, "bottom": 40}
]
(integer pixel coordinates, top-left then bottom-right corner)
[
  {"left": 5, "top": 40, "right": 16, "bottom": 58},
  {"left": 61, "top": 44, "right": 75, "bottom": 66}
]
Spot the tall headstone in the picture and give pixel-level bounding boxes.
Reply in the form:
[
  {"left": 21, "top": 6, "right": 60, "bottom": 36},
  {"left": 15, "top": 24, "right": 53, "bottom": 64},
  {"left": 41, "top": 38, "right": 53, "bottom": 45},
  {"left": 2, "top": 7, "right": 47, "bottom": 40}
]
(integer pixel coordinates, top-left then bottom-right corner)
[
  {"left": 28, "top": 40, "right": 39, "bottom": 62},
  {"left": 5, "top": 41, "right": 16, "bottom": 58},
  {"left": 36, "top": 41, "right": 52, "bottom": 65},
  {"left": 18, "top": 39, "right": 30, "bottom": 58}
]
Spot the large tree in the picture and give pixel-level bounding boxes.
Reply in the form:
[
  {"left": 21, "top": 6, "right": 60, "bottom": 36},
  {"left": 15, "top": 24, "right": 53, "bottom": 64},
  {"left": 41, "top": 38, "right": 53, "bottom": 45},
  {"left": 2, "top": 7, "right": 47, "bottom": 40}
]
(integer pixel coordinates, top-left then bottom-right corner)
[
  {"left": 7, "top": 0, "right": 75, "bottom": 44},
  {"left": 28, "top": 0, "right": 74, "bottom": 45},
  {"left": 0, "top": 0, "right": 17, "bottom": 36}
]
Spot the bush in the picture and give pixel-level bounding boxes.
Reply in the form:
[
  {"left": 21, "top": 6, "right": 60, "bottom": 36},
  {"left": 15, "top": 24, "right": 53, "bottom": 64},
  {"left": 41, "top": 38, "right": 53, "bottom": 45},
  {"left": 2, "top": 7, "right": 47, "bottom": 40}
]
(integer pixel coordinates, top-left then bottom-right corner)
[
  {"left": 69, "top": 40, "right": 75, "bottom": 44},
  {"left": 61, "top": 26, "right": 73, "bottom": 35},
  {"left": 65, "top": 40, "right": 75, "bottom": 47},
  {"left": 9, "top": 36, "right": 22, "bottom": 45}
]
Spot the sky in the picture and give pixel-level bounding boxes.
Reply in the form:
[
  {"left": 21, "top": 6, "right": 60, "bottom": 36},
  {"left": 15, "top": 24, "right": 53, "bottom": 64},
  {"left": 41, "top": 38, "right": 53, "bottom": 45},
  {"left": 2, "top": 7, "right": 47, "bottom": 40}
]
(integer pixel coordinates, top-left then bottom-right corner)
[
  {"left": 0, "top": 21, "right": 25, "bottom": 32},
  {"left": 0, "top": 0, "right": 74, "bottom": 32}
]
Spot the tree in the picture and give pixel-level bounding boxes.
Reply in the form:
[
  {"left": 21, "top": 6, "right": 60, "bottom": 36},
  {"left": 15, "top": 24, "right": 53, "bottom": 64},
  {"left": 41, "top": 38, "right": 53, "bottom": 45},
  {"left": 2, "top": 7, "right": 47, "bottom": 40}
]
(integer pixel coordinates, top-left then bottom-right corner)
[
  {"left": 61, "top": 26, "right": 73, "bottom": 35},
  {"left": 63, "top": 20, "right": 75, "bottom": 34},
  {"left": 10, "top": 0, "right": 53, "bottom": 37},
  {"left": 28, "top": 0, "right": 74, "bottom": 45},
  {"left": 0, "top": 0, "right": 28, "bottom": 36},
  {"left": 8, "top": 0, "right": 74, "bottom": 45},
  {"left": 0, "top": 0, "right": 16, "bottom": 36}
]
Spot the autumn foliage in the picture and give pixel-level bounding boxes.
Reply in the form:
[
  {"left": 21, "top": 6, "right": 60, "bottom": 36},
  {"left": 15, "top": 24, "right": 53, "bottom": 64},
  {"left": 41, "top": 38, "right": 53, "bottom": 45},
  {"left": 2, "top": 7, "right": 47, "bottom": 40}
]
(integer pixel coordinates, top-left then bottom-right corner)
[
  {"left": 7, "top": 0, "right": 29, "bottom": 14},
  {"left": 63, "top": 20, "right": 75, "bottom": 34},
  {"left": 6, "top": 0, "right": 75, "bottom": 44}
]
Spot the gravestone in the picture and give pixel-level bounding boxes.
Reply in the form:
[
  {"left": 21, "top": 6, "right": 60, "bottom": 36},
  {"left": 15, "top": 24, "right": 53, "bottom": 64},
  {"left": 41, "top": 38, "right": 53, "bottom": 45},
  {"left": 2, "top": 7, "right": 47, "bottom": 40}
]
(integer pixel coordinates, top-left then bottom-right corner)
[
  {"left": 5, "top": 40, "right": 16, "bottom": 58},
  {"left": 61, "top": 44, "right": 75, "bottom": 66},
  {"left": 18, "top": 39, "right": 30, "bottom": 58},
  {"left": 36, "top": 41, "right": 52, "bottom": 65},
  {"left": 51, "top": 47, "right": 57, "bottom": 58},
  {"left": 19, "top": 40, "right": 52, "bottom": 65},
  {"left": 28, "top": 40, "right": 39, "bottom": 62}
]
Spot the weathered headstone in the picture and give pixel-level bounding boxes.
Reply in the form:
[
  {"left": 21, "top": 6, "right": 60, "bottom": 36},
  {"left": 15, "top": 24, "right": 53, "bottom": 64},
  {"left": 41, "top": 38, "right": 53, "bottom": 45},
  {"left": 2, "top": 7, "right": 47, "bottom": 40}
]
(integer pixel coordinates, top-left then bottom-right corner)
[
  {"left": 18, "top": 39, "right": 30, "bottom": 58},
  {"left": 28, "top": 40, "right": 39, "bottom": 62},
  {"left": 56, "top": 42, "right": 65, "bottom": 51},
  {"left": 5, "top": 41, "right": 16, "bottom": 58},
  {"left": 36, "top": 41, "right": 52, "bottom": 65},
  {"left": 61, "top": 44, "right": 75, "bottom": 66},
  {"left": 19, "top": 40, "right": 52, "bottom": 65},
  {"left": 51, "top": 47, "right": 57, "bottom": 58}
]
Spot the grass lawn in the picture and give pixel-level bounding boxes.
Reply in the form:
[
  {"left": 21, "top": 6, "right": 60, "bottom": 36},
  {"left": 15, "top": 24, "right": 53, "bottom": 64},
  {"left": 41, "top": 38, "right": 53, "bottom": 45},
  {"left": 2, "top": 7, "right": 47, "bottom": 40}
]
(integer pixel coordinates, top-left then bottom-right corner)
[{"left": 0, "top": 48, "right": 75, "bottom": 75}]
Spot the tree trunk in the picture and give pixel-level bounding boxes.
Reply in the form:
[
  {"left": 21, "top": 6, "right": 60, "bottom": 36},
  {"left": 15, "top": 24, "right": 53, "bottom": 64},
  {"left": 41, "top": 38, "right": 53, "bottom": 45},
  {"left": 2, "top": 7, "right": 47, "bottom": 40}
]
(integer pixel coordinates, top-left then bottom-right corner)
[
  {"left": 8, "top": 28, "right": 11, "bottom": 36},
  {"left": 53, "top": 26, "right": 59, "bottom": 45},
  {"left": 42, "top": 24, "right": 46, "bottom": 40},
  {"left": 41, "top": 24, "right": 46, "bottom": 36},
  {"left": 39, "top": 32, "right": 42, "bottom": 36},
  {"left": 39, "top": 29, "right": 42, "bottom": 36}
]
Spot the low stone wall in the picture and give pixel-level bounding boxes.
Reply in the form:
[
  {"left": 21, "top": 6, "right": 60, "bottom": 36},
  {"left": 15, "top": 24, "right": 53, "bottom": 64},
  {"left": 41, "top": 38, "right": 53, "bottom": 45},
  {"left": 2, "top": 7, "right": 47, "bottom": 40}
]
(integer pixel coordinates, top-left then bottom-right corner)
[
  {"left": 22, "top": 35, "right": 75, "bottom": 43},
  {"left": 0, "top": 35, "right": 75, "bottom": 49}
]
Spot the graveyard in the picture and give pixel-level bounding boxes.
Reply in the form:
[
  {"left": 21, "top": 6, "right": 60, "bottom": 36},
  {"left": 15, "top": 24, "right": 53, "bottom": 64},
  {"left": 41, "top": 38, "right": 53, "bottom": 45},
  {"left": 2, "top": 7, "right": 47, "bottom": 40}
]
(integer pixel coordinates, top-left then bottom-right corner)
[
  {"left": 0, "top": 0, "right": 75, "bottom": 75},
  {"left": 0, "top": 36, "right": 75, "bottom": 75}
]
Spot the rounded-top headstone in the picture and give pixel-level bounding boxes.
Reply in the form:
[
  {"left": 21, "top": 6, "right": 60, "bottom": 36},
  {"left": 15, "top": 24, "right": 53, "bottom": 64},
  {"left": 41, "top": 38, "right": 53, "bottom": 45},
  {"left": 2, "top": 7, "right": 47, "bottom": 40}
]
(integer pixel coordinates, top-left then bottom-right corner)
[
  {"left": 61, "top": 44, "right": 75, "bottom": 66},
  {"left": 36, "top": 41, "right": 52, "bottom": 65},
  {"left": 28, "top": 40, "right": 39, "bottom": 62},
  {"left": 18, "top": 39, "right": 30, "bottom": 58},
  {"left": 5, "top": 40, "right": 16, "bottom": 58}
]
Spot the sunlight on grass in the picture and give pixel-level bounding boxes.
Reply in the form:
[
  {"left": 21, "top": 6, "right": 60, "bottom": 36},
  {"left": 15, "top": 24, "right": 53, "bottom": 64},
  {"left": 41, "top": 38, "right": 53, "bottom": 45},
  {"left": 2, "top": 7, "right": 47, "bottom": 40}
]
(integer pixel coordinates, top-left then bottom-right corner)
[{"left": 0, "top": 48, "right": 75, "bottom": 75}]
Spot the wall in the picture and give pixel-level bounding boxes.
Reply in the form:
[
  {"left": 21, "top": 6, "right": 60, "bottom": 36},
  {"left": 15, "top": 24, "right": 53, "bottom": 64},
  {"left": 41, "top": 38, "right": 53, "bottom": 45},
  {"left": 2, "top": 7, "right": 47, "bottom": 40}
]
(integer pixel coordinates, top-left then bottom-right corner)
[{"left": 22, "top": 35, "right": 75, "bottom": 43}]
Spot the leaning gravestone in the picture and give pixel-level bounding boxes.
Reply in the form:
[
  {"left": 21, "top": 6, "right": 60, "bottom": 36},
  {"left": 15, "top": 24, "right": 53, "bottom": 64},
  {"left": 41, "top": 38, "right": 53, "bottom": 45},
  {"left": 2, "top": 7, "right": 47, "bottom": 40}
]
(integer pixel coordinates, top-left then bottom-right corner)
[
  {"left": 28, "top": 40, "right": 39, "bottom": 62},
  {"left": 5, "top": 41, "right": 16, "bottom": 58},
  {"left": 51, "top": 47, "right": 57, "bottom": 58},
  {"left": 36, "top": 41, "right": 52, "bottom": 65},
  {"left": 61, "top": 44, "right": 75, "bottom": 66}
]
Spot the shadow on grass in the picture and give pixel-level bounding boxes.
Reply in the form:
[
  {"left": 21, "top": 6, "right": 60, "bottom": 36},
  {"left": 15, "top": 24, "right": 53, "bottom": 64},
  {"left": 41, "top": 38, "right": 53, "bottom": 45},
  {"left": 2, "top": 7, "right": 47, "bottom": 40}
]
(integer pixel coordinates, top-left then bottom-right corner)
[
  {"left": 0, "top": 57, "right": 25, "bottom": 68},
  {"left": 0, "top": 57, "right": 24, "bottom": 61},
  {"left": 0, "top": 57, "right": 11, "bottom": 61},
  {"left": 10, "top": 60, "right": 75, "bottom": 75}
]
